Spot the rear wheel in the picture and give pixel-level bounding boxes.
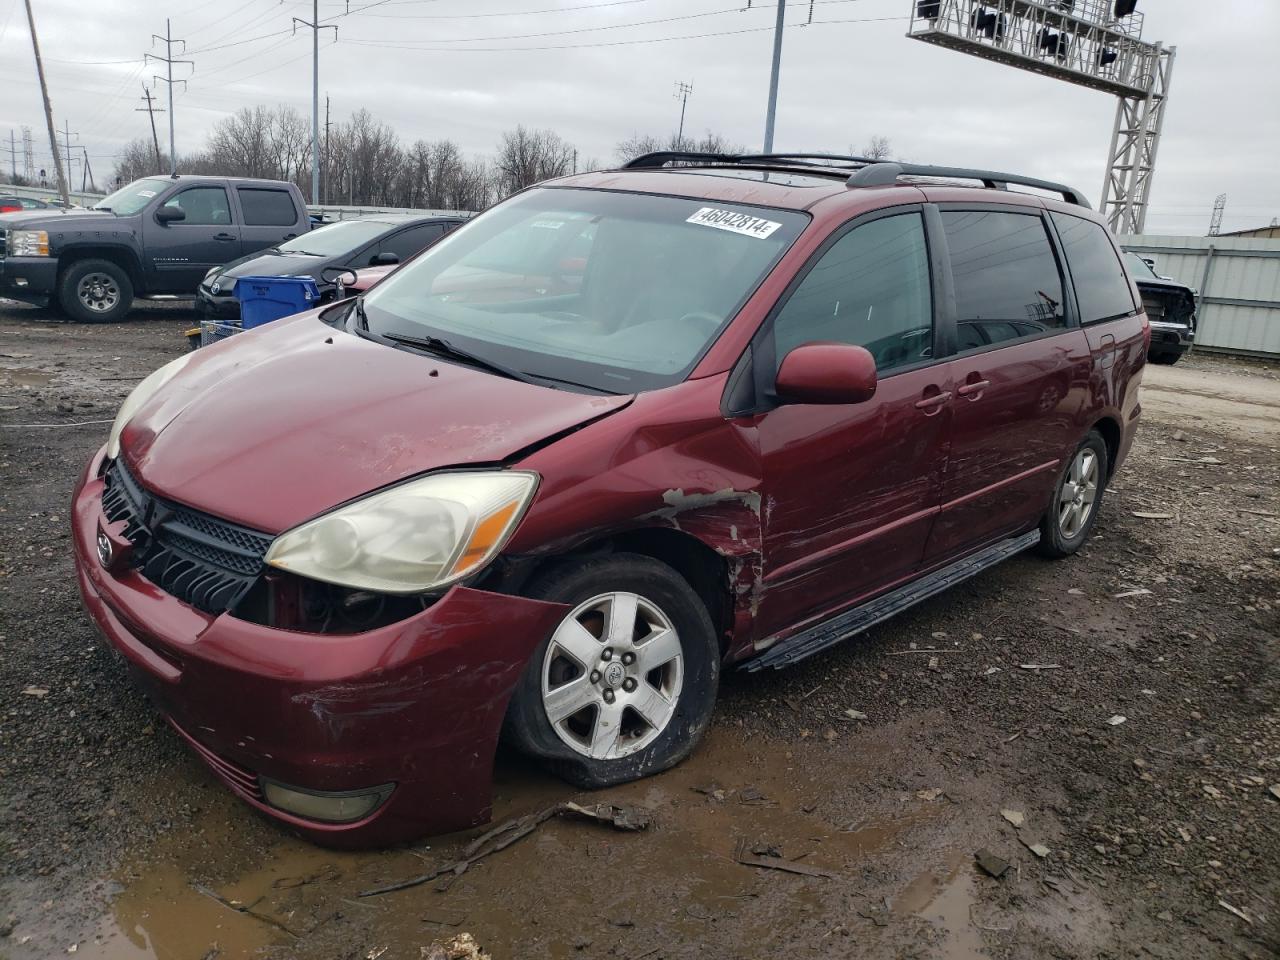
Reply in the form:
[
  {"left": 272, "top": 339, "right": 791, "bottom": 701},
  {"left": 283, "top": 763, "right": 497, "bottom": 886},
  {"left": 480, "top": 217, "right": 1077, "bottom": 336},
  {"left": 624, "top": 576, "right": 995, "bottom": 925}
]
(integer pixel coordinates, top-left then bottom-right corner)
[
  {"left": 1148, "top": 350, "right": 1182, "bottom": 365},
  {"left": 58, "top": 259, "right": 133, "bottom": 323},
  {"left": 505, "top": 553, "right": 719, "bottom": 788},
  {"left": 1037, "top": 431, "right": 1108, "bottom": 558}
]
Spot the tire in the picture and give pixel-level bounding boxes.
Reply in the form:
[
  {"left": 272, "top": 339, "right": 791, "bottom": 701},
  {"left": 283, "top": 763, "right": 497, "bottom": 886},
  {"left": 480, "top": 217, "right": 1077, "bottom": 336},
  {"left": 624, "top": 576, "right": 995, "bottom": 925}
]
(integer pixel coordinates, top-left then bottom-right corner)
[
  {"left": 1037, "top": 430, "right": 1109, "bottom": 559},
  {"left": 505, "top": 553, "right": 720, "bottom": 789},
  {"left": 1148, "top": 350, "right": 1181, "bottom": 365},
  {"left": 57, "top": 259, "right": 134, "bottom": 323}
]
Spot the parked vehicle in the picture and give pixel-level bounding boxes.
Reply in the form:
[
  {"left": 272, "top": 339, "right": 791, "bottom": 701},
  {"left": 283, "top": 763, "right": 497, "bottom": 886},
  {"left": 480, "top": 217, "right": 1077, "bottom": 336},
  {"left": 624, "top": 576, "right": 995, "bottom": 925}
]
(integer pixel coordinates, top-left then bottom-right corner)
[
  {"left": 73, "top": 153, "right": 1148, "bottom": 845},
  {"left": 1125, "top": 252, "right": 1196, "bottom": 364},
  {"left": 196, "top": 213, "right": 462, "bottom": 324},
  {"left": 0, "top": 175, "right": 310, "bottom": 322},
  {"left": 0, "top": 195, "right": 53, "bottom": 213}
]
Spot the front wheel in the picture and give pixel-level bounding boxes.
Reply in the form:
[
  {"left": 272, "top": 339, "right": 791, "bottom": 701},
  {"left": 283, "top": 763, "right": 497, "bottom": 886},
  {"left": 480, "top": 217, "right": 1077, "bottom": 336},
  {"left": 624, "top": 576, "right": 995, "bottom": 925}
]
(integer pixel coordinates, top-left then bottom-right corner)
[
  {"left": 57, "top": 259, "right": 134, "bottom": 323},
  {"left": 1037, "top": 431, "right": 1109, "bottom": 558},
  {"left": 505, "top": 554, "right": 719, "bottom": 789}
]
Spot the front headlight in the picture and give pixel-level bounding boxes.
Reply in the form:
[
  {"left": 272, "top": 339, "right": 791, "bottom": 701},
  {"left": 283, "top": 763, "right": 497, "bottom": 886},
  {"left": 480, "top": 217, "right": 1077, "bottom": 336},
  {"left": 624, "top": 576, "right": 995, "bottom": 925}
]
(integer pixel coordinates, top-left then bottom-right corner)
[
  {"left": 9, "top": 230, "right": 49, "bottom": 257},
  {"left": 106, "top": 353, "right": 194, "bottom": 459},
  {"left": 265, "top": 471, "right": 539, "bottom": 594}
]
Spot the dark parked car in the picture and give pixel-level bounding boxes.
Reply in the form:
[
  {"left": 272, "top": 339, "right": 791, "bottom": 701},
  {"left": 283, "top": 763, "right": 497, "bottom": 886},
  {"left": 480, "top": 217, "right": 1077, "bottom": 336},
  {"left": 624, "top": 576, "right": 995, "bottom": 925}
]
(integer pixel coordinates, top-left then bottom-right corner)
[
  {"left": 0, "top": 195, "right": 53, "bottom": 213},
  {"left": 73, "top": 153, "right": 1148, "bottom": 845},
  {"left": 0, "top": 175, "right": 311, "bottom": 322},
  {"left": 1125, "top": 252, "right": 1196, "bottom": 364},
  {"left": 196, "top": 214, "right": 463, "bottom": 324}
]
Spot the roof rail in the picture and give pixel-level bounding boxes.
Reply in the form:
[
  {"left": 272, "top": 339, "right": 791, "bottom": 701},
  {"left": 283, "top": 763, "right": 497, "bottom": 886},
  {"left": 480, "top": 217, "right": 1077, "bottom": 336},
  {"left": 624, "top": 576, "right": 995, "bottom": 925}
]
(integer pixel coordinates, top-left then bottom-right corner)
[
  {"left": 847, "top": 162, "right": 1091, "bottom": 208},
  {"left": 619, "top": 152, "right": 1090, "bottom": 209}
]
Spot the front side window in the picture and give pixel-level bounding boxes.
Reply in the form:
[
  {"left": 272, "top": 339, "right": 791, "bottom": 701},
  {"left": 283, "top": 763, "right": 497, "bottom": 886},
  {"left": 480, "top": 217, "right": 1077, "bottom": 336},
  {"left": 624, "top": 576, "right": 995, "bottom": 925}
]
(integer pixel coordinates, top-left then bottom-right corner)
[
  {"left": 163, "top": 186, "right": 232, "bottom": 226},
  {"left": 772, "top": 213, "right": 933, "bottom": 374},
  {"left": 942, "top": 210, "right": 1065, "bottom": 351},
  {"left": 238, "top": 187, "right": 297, "bottom": 226},
  {"left": 1051, "top": 213, "right": 1139, "bottom": 324},
  {"left": 360, "top": 188, "right": 809, "bottom": 393},
  {"left": 381, "top": 223, "right": 446, "bottom": 261}
]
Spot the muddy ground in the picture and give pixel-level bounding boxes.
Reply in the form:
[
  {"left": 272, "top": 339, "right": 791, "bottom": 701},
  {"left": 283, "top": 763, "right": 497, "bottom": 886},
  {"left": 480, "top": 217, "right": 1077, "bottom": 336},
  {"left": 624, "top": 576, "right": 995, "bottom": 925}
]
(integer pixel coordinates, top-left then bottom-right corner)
[{"left": 1, "top": 301, "right": 1277, "bottom": 960}]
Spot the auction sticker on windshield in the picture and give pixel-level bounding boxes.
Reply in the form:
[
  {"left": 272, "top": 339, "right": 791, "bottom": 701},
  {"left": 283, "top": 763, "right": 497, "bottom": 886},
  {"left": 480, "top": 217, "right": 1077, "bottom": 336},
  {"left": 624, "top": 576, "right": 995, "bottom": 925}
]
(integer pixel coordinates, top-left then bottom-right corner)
[{"left": 686, "top": 207, "right": 782, "bottom": 239}]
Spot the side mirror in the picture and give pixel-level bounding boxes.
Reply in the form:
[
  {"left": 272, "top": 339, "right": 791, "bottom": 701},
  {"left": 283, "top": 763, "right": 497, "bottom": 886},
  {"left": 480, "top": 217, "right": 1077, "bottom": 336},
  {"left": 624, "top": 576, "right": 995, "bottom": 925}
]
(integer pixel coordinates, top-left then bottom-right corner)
[
  {"left": 371, "top": 251, "right": 399, "bottom": 266},
  {"left": 775, "top": 342, "right": 877, "bottom": 405},
  {"left": 155, "top": 205, "right": 186, "bottom": 224}
]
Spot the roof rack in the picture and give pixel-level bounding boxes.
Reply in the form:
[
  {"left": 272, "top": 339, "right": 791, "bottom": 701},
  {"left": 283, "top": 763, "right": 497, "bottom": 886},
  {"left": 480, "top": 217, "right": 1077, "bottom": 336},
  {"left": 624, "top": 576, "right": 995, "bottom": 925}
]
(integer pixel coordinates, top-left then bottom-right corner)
[{"left": 619, "top": 151, "right": 1090, "bottom": 209}]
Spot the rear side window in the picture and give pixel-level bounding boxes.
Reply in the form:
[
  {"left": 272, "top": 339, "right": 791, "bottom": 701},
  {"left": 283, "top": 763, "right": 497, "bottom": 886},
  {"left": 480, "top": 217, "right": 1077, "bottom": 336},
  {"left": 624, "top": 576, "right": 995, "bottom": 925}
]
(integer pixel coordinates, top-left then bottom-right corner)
[
  {"left": 942, "top": 210, "right": 1065, "bottom": 350},
  {"left": 1051, "top": 213, "right": 1137, "bottom": 323},
  {"left": 773, "top": 213, "right": 933, "bottom": 374},
  {"left": 238, "top": 188, "right": 298, "bottom": 226}
]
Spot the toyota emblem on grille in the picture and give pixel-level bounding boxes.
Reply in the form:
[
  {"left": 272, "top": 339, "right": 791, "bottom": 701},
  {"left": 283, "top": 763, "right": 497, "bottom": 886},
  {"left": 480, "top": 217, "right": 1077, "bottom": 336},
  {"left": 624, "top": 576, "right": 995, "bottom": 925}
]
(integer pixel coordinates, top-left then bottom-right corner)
[
  {"left": 211, "top": 281, "right": 221, "bottom": 294},
  {"left": 96, "top": 531, "right": 113, "bottom": 567}
]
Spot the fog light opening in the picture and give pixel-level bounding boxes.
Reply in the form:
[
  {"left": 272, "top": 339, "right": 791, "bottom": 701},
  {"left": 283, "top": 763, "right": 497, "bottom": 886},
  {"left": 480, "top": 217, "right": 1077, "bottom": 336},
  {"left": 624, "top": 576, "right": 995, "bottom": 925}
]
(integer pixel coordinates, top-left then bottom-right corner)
[{"left": 260, "top": 778, "right": 394, "bottom": 824}]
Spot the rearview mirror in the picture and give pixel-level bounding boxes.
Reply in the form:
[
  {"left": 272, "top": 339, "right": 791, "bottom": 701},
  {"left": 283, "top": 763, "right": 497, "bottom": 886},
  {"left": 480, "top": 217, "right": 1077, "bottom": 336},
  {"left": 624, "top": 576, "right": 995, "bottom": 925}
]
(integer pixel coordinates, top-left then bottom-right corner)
[
  {"left": 775, "top": 342, "right": 877, "bottom": 405},
  {"left": 155, "top": 206, "right": 186, "bottom": 224},
  {"left": 371, "top": 251, "right": 399, "bottom": 266}
]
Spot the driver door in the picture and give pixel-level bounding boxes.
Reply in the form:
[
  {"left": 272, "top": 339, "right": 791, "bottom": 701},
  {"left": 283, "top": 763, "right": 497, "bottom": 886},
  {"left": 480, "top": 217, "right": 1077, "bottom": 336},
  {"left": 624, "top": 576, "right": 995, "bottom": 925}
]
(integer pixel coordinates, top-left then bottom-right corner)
[
  {"left": 145, "top": 185, "right": 241, "bottom": 293},
  {"left": 752, "top": 209, "right": 954, "bottom": 641}
]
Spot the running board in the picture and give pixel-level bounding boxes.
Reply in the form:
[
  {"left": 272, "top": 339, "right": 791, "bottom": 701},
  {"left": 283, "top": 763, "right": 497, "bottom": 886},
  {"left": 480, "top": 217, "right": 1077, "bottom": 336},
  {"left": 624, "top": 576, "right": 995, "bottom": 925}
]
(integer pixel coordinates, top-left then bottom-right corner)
[{"left": 743, "top": 530, "right": 1041, "bottom": 672}]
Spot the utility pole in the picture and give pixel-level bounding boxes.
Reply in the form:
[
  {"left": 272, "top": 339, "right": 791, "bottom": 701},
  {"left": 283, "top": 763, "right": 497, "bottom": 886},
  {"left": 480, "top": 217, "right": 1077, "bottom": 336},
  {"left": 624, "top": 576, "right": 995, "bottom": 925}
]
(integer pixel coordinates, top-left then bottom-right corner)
[
  {"left": 292, "top": 2, "right": 338, "bottom": 205},
  {"left": 761, "top": 0, "right": 786, "bottom": 152},
  {"left": 137, "top": 85, "right": 165, "bottom": 171},
  {"left": 674, "top": 81, "right": 693, "bottom": 149},
  {"left": 22, "top": 0, "right": 70, "bottom": 206},
  {"left": 61, "top": 118, "right": 77, "bottom": 188},
  {"left": 323, "top": 93, "right": 332, "bottom": 205},
  {"left": 80, "top": 146, "right": 96, "bottom": 193},
  {"left": 147, "top": 19, "right": 191, "bottom": 176}
]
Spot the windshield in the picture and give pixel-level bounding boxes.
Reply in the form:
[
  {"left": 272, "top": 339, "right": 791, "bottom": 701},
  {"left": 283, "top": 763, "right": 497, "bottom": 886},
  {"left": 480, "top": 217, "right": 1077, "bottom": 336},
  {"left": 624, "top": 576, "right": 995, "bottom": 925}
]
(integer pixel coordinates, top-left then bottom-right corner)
[
  {"left": 92, "top": 177, "right": 171, "bottom": 215},
  {"left": 360, "top": 187, "right": 808, "bottom": 392},
  {"left": 1125, "top": 252, "right": 1159, "bottom": 279},
  {"left": 281, "top": 219, "right": 390, "bottom": 257}
]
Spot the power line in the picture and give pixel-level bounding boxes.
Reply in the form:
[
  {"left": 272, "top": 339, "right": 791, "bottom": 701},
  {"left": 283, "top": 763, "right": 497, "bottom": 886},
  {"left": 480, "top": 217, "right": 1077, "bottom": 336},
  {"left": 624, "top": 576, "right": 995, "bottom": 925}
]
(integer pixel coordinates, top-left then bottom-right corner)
[{"left": 291, "top": 1, "right": 338, "bottom": 205}]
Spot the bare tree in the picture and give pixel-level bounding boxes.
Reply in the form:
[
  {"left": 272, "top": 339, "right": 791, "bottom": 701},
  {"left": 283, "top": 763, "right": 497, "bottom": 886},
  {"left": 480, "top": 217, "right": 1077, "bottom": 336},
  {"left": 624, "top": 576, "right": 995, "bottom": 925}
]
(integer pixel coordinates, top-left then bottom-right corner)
[
  {"left": 614, "top": 130, "right": 745, "bottom": 165},
  {"left": 494, "top": 126, "right": 575, "bottom": 196},
  {"left": 856, "top": 136, "right": 894, "bottom": 161}
]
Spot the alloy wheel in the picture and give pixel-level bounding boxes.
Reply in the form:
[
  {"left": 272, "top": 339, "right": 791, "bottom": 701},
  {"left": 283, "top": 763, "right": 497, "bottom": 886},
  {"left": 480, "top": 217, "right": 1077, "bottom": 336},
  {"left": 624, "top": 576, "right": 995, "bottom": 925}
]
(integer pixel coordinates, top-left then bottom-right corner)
[
  {"left": 1059, "top": 447, "right": 1099, "bottom": 538},
  {"left": 540, "top": 591, "right": 684, "bottom": 760}
]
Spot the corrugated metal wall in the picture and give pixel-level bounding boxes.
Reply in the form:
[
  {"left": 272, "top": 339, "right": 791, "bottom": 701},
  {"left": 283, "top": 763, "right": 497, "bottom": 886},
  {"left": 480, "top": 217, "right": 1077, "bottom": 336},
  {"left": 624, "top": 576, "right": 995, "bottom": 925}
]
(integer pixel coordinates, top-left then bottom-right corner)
[{"left": 1120, "top": 234, "right": 1280, "bottom": 357}]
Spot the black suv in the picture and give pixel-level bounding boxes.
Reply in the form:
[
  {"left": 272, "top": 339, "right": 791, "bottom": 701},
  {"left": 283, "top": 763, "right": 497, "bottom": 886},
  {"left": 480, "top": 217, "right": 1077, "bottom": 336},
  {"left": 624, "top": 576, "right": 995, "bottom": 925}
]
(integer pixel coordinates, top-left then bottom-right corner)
[
  {"left": 0, "top": 175, "right": 310, "bottom": 323},
  {"left": 1125, "top": 253, "right": 1196, "bottom": 364}
]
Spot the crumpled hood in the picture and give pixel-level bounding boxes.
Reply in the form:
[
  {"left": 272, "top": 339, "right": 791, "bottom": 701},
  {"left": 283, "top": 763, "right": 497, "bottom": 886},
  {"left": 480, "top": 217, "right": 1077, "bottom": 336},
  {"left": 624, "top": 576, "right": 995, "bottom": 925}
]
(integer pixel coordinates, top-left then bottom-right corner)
[{"left": 121, "top": 313, "right": 633, "bottom": 532}]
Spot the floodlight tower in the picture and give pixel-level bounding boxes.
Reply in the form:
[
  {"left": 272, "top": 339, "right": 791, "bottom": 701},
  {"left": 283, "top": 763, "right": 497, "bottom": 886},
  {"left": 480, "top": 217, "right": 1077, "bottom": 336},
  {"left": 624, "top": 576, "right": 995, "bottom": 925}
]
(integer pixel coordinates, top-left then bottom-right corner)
[{"left": 908, "top": 1, "right": 1175, "bottom": 235}]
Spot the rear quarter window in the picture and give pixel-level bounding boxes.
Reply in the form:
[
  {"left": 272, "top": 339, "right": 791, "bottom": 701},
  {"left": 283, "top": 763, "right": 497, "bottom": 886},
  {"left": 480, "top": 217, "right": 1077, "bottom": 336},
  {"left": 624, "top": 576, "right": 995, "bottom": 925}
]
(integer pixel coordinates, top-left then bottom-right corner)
[
  {"left": 1051, "top": 212, "right": 1137, "bottom": 324},
  {"left": 238, "top": 187, "right": 299, "bottom": 226}
]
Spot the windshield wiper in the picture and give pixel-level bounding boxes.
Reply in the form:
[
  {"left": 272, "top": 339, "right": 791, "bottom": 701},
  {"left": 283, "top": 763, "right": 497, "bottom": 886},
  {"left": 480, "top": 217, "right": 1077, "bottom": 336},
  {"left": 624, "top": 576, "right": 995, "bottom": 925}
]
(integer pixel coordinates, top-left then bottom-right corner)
[{"left": 381, "top": 331, "right": 536, "bottom": 384}]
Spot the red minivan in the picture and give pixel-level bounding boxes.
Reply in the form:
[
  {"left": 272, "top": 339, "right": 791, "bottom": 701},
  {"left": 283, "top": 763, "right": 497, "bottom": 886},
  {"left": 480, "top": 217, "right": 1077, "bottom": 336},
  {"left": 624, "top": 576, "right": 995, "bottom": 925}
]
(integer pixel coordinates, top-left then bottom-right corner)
[{"left": 72, "top": 154, "right": 1148, "bottom": 845}]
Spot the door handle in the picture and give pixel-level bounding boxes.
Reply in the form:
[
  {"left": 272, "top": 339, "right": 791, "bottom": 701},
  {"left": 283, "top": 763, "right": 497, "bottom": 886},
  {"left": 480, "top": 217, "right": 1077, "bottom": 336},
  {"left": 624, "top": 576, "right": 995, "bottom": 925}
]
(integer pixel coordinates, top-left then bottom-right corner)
[
  {"left": 914, "top": 391, "right": 952, "bottom": 414},
  {"left": 213, "top": 232, "right": 237, "bottom": 242},
  {"left": 957, "top": 379, "right": 990, "bottom": 398}
]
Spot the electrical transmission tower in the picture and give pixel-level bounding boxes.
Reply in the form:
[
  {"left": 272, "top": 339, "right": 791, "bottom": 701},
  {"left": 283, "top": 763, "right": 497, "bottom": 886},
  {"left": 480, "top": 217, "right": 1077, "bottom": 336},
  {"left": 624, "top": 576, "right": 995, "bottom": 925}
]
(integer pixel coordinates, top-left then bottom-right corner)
[
  {"left": 1208, "top": 193, "right": 1226, "bottom": 237},
  {"left": 674, "top": 81, "right": 693, "bottom": 148},
  {"left": 22, "top": 127, "right": 35, "bottom": 180},
  {"left": 146, "top": 19, "right": 192, "bottom": 176},
  {"left": 908, "top": 1, "right": 1175, "bottom": 235}
]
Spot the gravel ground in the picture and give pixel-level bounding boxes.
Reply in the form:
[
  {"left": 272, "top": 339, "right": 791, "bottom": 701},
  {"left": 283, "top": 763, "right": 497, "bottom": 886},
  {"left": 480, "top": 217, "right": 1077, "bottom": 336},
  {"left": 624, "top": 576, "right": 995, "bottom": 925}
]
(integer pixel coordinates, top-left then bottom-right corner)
[{"left": 1, "top": 302, "right": 1276, "bottom": 960}]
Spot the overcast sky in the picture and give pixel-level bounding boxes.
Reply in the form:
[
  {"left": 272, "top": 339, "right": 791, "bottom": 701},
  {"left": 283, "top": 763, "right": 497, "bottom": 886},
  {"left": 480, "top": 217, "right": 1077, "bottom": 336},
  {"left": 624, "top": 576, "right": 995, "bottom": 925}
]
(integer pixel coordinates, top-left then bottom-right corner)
[{"left": 0, "top": 0, "right": 1276, "bottom": 234}]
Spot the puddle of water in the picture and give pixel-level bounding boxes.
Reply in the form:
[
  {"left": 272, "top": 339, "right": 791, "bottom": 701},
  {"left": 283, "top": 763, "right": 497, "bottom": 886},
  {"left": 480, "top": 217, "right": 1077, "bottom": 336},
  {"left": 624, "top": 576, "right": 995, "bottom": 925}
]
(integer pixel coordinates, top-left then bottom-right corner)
[
  {"left": 23, "top": 727, "right": 957, "bottom": 958},
  {"left": 895, "top": 855, "right": 990, "bottom": 960},
  {"left": 6, "top": 367, "right": 54, "bottom": 387}
]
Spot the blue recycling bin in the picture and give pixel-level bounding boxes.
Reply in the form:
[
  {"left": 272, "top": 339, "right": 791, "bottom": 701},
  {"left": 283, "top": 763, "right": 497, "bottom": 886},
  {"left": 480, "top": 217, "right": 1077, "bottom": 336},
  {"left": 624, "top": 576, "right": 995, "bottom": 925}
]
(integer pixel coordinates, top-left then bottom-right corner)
[{"left": 235, "top": 276, "right": 321, "bottom": 330}]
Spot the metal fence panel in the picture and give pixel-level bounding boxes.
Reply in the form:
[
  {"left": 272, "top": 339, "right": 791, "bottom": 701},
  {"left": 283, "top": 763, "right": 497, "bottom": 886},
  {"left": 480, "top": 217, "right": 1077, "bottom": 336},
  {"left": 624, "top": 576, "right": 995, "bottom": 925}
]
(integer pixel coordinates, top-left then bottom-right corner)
[{"left": 1120, "top": 234, "right": 1280, "bottom": 357}]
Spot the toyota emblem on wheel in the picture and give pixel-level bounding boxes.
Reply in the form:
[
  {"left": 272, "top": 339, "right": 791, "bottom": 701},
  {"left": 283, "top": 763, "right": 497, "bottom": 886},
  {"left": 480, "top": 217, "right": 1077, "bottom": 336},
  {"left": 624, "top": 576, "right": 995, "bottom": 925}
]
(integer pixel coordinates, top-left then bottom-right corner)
[{"left": 96, "top": 532, "right": 112, "bottom": 567}]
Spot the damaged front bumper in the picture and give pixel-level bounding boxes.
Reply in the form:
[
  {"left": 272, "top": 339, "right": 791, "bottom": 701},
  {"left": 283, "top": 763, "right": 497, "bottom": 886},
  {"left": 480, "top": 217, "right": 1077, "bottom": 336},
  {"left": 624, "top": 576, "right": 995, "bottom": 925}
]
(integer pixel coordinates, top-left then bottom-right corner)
[{"left": 71, "top": 445, "right": 568, "bottom": 846}]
